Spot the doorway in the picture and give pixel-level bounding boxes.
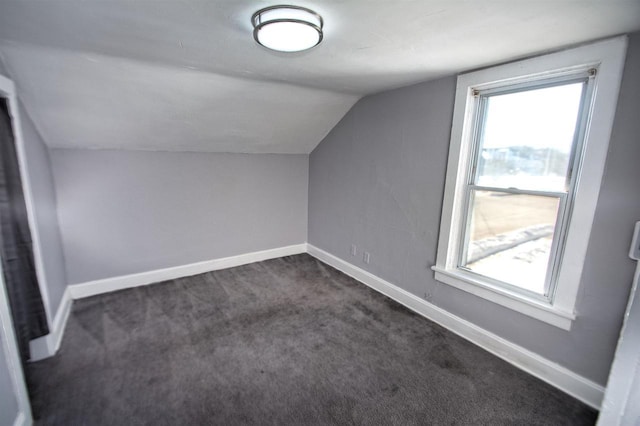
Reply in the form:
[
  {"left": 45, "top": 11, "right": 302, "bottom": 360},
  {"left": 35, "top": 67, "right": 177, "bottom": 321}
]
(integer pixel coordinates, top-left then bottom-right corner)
[{"left": 0, "top": 73, "right": 51, "bottom": 426}]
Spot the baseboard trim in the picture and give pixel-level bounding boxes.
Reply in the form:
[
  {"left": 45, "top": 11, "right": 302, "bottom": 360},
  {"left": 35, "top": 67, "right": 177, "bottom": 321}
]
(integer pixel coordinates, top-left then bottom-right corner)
[
  {"left": 50, "top": 287, "right": 73, "bottom": 354},
  {"left": 306, "top": 244, "right": 605, "bottom": 410},
  {"left": 68, "top": 244, "right": 307, "bottom": 299},
  {"left": 29, "top": 245, "right": 306, "bottom": 360},
  {"left": 34, "top": 242, "right": 605, "bottom": 408},
  {"left": 29, "top": 286, "right": 73, "bottom": 361}
]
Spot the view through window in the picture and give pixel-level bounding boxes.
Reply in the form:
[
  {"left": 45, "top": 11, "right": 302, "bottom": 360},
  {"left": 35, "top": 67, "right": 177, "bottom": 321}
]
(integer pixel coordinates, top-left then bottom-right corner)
[{"left": 460, "top": 82, "right": 585, "bottom": 295}]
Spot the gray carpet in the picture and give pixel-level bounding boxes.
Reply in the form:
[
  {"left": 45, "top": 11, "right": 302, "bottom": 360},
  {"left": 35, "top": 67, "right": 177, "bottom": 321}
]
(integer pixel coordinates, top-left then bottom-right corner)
[{"left": 28, "top": 254, "right": 597, "bottom": 425}]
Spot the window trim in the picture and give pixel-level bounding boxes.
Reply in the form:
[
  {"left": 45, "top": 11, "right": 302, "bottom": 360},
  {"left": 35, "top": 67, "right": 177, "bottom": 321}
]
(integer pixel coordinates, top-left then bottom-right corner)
[
  {"left": 459, "top": 76, "right": 590, "bottom": 300},
  {"left": 433, "top": 37, "right": 628, "bottom": 330}
]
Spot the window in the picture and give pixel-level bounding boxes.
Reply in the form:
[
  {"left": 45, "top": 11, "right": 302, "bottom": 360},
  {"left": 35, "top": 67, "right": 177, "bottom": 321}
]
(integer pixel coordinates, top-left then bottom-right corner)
[
  {"left": 461, "top": 79, "right": 589, "bottom": 298},
  {"left": 433, "top": 37, "right": 627, "bottom": 329}
]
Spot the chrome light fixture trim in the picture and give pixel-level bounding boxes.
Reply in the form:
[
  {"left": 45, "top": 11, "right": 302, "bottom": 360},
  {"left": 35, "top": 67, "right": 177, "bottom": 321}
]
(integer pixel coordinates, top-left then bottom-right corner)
[{"left": 251, "top": 5, "right": 324, "bottom": 52}]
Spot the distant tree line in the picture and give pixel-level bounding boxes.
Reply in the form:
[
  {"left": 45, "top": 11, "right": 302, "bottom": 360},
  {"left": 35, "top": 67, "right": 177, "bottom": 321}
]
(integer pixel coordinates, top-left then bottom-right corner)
[{"left": 479, "top": 146, "right": 569, "bottom": 177}]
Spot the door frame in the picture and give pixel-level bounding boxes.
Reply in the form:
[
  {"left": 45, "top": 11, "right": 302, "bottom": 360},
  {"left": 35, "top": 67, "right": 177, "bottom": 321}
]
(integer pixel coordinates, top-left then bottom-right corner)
[
  {"left": 0, "top": 74, "right": 53, "bottom": 328},
  {"left": 0, "top": 263, "right": 33, "bottom": 426},
  {"left": 597, "top": 222, "right": 640, "bottom": 425},
  {"left": 0, "top": 73, "right": 49, "bottom": 426}
]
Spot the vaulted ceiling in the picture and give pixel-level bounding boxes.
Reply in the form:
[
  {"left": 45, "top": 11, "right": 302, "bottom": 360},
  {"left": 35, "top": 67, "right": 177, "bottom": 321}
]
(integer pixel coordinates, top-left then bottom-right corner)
[{"left": 1, "top": 1, "right": 639, "bottom": 154}]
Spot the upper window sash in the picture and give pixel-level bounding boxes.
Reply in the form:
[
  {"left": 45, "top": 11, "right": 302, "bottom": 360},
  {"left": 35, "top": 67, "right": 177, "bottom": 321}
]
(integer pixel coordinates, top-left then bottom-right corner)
[
  {"left": 467, "top": 74, "right": 593, "bottom": 193},
  {"left": 472, "top": 70, "right": 593, "bottom": 97}
]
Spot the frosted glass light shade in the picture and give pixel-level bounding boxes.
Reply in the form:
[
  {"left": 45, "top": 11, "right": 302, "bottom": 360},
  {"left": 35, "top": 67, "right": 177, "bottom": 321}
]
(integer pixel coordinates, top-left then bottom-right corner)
[{"left": 252, "top": 6, "right": 323, "bottom": 52}]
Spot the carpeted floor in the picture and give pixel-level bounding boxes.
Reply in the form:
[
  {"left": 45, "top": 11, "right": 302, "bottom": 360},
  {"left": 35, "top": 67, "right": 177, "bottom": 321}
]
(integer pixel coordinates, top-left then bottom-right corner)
[{"left": 27, "top": 254, "right": 597, "bottom": 425}]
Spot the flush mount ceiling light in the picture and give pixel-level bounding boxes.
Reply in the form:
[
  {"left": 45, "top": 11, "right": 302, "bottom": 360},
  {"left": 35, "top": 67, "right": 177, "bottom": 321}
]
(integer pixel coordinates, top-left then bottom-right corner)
[{"left": 252, "top": 5, "right": 323, "bottom": 52}]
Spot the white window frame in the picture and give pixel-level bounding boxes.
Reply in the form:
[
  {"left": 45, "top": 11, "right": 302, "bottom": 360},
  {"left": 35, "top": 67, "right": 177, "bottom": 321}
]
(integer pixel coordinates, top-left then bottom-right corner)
[{"left": 433, "top": 37, "right": 628, "bottom": 330}]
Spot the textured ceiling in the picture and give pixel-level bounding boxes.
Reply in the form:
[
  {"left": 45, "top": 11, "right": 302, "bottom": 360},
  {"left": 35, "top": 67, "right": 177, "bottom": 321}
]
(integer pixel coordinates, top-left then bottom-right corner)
[
  {"left": 0, "top": 1, "right": 639, "bottom": 153},
  {"left": 0, "top": 44, "right": 357, "bottom": 154}
]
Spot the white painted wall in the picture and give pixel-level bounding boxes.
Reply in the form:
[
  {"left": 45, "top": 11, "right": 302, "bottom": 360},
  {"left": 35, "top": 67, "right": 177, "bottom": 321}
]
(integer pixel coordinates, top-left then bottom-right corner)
[{"left": 0, "top": 44, "right": 358, "bottom": 154}]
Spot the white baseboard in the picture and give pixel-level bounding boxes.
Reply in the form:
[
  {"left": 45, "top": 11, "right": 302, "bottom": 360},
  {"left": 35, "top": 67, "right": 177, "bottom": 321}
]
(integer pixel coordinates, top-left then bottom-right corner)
[
  {"left": 29, "top": 244, "right": 306, "bottom": 360},
  {"left": 69, "top": 244, "right": 307, "bottom": 299},
  {"left": 306, "top": 244, "right": 605, "bottom": 410},
  {"left": 29, "top": 286, "right": 73, "bottom": 362},
  {"left": 31, "top": 242, "right": 605, "bottom": 409}
]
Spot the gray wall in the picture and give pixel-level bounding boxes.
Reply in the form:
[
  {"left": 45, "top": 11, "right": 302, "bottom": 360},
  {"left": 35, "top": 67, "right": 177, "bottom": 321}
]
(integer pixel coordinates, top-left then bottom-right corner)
[
  {"left": 0, "top": 347, "right": 18, "bottom": 426},
  {"left": 0, "top": 58, "right": 68, "bottom": 318},
  {"left": 51, "top": 149, "right": 308, "bottom": 284},
  {"left": 18, "top": 105, "right": 68, "bottom": 316},
  {"left": 309, "top": 33, "right": 640, "bottom": 385}
]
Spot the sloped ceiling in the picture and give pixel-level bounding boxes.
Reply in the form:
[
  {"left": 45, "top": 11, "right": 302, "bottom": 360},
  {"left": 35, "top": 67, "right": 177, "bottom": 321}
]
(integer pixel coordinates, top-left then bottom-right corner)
[{"left": 0, "top": 1, "right": 639, "bottom": 154}]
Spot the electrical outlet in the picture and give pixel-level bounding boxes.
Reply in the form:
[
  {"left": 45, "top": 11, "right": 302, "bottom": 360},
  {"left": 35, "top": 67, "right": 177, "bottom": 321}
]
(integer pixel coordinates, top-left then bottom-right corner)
[
  {"left": 350, "top": 244, "right": 357, "bottom": 256},
  {"left": 363, "top": 252, "right": 371, "bottom": 264}
]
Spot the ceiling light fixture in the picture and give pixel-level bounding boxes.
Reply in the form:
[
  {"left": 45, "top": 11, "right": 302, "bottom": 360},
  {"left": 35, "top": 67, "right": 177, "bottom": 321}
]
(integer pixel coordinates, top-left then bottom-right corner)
[{"left": 251, "top": 5, "right": 323, "bottom": 52}]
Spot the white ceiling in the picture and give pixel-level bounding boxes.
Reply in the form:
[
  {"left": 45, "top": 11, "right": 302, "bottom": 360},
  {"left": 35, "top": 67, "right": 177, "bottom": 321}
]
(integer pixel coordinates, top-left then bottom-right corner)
[{"left": 0, "top": 1, "right": 639, "bottom": 154}]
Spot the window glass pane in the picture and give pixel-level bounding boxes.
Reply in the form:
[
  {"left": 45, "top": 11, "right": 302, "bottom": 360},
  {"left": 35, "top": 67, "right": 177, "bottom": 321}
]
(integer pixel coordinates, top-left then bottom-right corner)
[
  {"left": 476, "top": 83, "right": 584, "bottom": 192},
  {"left": 461, "top": 190, "right": 560, "bottom": 295}
]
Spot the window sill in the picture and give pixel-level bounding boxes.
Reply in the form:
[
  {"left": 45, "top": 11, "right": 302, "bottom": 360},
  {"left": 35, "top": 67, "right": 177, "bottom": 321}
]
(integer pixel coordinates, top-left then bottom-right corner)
[{"left": 432, "top": 266, "right": 575, "bottom": 330}]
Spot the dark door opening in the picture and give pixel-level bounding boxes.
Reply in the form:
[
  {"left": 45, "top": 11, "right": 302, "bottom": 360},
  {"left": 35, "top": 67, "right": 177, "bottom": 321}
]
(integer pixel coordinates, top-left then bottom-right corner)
[{"left": 0, "top": 98, "right": 48, "bottom": 369}]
